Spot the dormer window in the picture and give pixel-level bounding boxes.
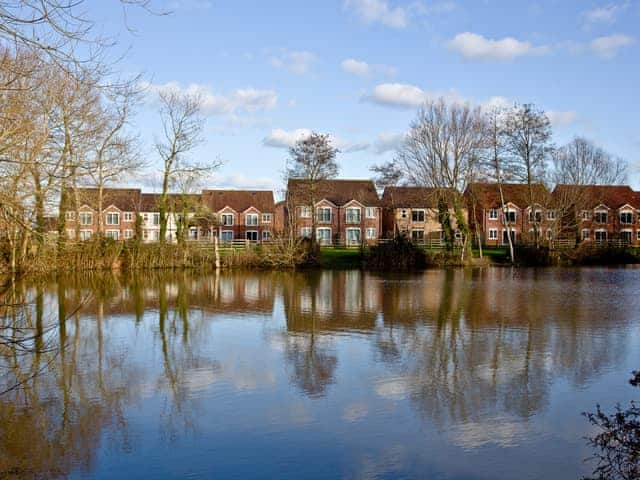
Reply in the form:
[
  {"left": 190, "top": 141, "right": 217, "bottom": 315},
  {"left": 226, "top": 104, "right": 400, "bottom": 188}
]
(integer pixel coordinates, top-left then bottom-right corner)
[{"left": 620, "top": 212, "right": 632, "bottom": 224}]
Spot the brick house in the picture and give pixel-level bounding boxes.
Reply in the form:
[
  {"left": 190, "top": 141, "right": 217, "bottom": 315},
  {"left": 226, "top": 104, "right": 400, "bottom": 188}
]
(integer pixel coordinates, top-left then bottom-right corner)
[
  {"left": 286, "top": 179, "right": 381, "bottom": 246},
  {"left": 552, "top": 184, "right": 640, "bottom": 245},
  {"left": 201, "top": 190, "right": 275, "bottom": 242},
  {"left": 381, "top": 186, "right": 467, "bottom": 244},
  {"left": 62, "top": 188, "right": 141, "bottom": 241},
  {"left": 139, "top": 193, "right": 204, "bottom": 243},
  {"left": 465, "top": 183, "right": 552, "bottom": 246}
]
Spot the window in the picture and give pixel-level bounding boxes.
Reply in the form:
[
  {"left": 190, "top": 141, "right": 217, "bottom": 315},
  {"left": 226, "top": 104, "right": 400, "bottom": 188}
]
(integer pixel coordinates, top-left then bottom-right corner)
[
  {"left": 400, "top": 209, "right": 408, "bottom": 219},
  {"left": 262, "top": 213, "right": 272, "bottom": 223},
  {"left": 620, "top": 212, "right": 633, "bottom": 224},
  {"left": 106, "top": 213, "right": 120, "bottom": 225},
  {"left": 262, "top": 230, "right": 271, "bottom": 241},
  {"left": 153, "top": 213, "right": 160, "bottom": 226},
  {"left": 346, "top": 207, "right": 361, "bottom": 224},
  {"left": 153, "top": 230, "right": 159, "bottom": 241},
  {"left": 528, "top": 210, "right": 542, "bottom": 223},
  {"left": 366, "top": 207, "right": 376, "bottom": 219},
  {"left": 595, "top": 230, "right": 607, "bottom": 242},
  {"left": 488, "top": 209, "right": 498, "bottom": 220},
  {"left": 143, "top": 213, "right": 149, "bottom": 224},
  {"left": 143, "top": 230, "right": 149, "bottom": 240},
  {"left": 346, "top": 228, "right": 361, "bottom": 245},
  {"left": 79, "top": 212, "right": 93, "bottom": 226},
  {"left": 502, "top": 230, "right": 515, "bottom": 245},
  {"left": 124, "top": 212, "right": 133, "bottom": 222},
  {"left": 489, "top": 229, "right": 498, "bottom": 240},
  {"left": 246, "top": 214, "right": 258, "bottom": 226},
  {"left": 621, "top": 230, "right": 632, "bottom": 243},
  {"left": 124, "top": 229, "right": 133, "bottom": 240},
  {"left": 79, "top": 230, "right": 92, "bottom": 241},
  {"left": 246, "top": 231, "right": 258, "bottom": 241},
  {"left": 637, "top": 230, "right": 640, "bottom": 241},
  {"left": 300, "top": 227, "right": 312, "bottom": 238},
  {"left": 105, "top": 230, "right": 119, "bottom": 240},
  {"left": 66, "top": 229, "right": 75, "bottom": 239},
  {"left": 366, "top": 228, "right": 377, "bottom": 240},
  {"left": 581, "top": 229, "right": 590, "bottom": 241},
  {"left": 503, "top": 211, "right": 516, "bottom": 224},
  {"left": 546, "top": 229, "right": 553, "bottom": 240},
  {"left": 316, "top": 227, "right": 331, "bottom": 245},
  {"left": 221, "top": 231, "right": 234, "bottom": 242},
  {"left": 412, "top": 210, "right": 425, "bottom": 222},
  {"left": 411, "top": 230, "right": 425, "bottom": 243},
  {"left": 317, "top": 207, "right": 332, "bottom": 223},
  {"left": 221, "top": 214, "right": 234, "bottom": 226},
  {"left": 189, "top": 228, "right": 198, "bottom": 240},
  {"left": 65, "top": 211, "right": 76, "bottom": 221},
  {"left": 594, "top": 211, "right": 608, "bottom": 224},
  {"left": 300, "top": 206, "right": 312, "bottom": 218},
  {"left": 547, "top": 210, "right": 556, "bottom": 221}
]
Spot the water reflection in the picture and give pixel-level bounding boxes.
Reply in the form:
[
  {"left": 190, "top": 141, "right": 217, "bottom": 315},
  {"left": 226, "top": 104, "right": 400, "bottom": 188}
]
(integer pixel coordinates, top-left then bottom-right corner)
[{"left": 0, "top": 268, "right": 637, "bottom": 479}]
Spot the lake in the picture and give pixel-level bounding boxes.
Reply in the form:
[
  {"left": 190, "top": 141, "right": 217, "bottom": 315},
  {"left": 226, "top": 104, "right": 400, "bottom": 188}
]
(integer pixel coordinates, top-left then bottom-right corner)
[{"left": 1, "top": 267, "right": 639, "bottom": 479}]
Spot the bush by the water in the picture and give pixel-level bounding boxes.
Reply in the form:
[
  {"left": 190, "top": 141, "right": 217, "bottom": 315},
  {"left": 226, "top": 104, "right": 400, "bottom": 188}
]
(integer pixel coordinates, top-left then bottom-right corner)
[
  {"left": 364, "top": 236, "right": 429, "bottom": 271},
  {"left": 562, "top": 244, "right": 640, "bottom": 266}
]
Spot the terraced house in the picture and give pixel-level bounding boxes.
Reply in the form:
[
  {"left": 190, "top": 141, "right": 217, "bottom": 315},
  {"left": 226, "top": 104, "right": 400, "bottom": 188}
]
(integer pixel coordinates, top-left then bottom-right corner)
[
  {"left": 286, "top": 179, "right": 381, "bottom": 246},
  {"left": 552, "top": 184, "right": 640, "bottom": 245},
  {"left": 381, "top": 186, "right": 467, "bottom": 245}
]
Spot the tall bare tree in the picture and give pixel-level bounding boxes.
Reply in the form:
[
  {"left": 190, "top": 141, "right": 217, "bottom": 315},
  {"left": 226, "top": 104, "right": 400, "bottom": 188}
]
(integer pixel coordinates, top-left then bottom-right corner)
[
  {"left": 286, "top": 132, "right": 339, "bottom": 247},
  {"left": 552, "top": 136, "right": 627, "bottom": 186},
  {"left": 502, "top": 103, "right": 553, "bottom": 248}
]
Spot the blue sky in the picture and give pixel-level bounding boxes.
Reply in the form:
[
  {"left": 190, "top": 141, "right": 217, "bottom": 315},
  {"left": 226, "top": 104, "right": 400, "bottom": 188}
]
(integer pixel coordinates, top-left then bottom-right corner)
[{"left": 92, "top": 0, "right": 639, "bottom": 193}]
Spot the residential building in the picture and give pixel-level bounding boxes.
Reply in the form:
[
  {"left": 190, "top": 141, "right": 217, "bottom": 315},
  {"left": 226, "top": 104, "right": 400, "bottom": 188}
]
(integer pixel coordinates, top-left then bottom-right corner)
[
  {"left": 552, "top": 184, "right": 640, "bottom": 245},
  {"left": 465, "top": 183, "right": 552, "bottom": 246},
  {"left": 381, "top": 186, "right": 467, "bottom": 244},
  {"left": 285, "top": 179, "right": 381, "bottom": 246}
]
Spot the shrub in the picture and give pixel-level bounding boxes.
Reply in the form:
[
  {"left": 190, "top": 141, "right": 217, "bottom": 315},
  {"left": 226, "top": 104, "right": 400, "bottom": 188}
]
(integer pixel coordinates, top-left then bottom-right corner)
[{"left": 364, "top": 236, "right": 429, "bottom": 271}]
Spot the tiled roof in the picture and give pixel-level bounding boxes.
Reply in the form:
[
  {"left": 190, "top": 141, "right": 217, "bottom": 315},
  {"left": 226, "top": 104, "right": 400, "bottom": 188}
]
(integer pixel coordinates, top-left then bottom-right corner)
[
  {"left": 382, "top": 186, "right": 458, "bottom": 208},
  {"left": 552, "top": 184, "right": 639, "bottom": 209},
  {"left": 287, "top": 178, "right": 380, "bottom": 206},
  {"left": 465, "top": 183, "right": 550, "bottom": 209},
  {"left": 140, "top": 193, "right": 201, "bottom": 212},
  {"left": 201, "top": 190, "right": 275, "bottom": 213},
  {"left": 64, "top": 188, "right": 142, "bottom": 212}
]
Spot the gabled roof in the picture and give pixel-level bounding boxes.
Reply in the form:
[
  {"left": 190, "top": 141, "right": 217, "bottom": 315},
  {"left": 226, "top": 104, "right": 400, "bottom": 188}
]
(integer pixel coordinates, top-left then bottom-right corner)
[
  {"left": 287, "top": 178, "right": 380, "bottom": 206},
  {"left": 465, "top": 183, "right": 550, "bottom": 209},
  {"left": 551, "top": 184, "right": 638, "bottom": 210},
  {"left": 382, "top": 186, "right": 458, "bottom": 209},
  {"left": 63, "top": 188, "right": 141, "bottom": 212},
  {"left": 201, "top": 190, "right": 275, "bottom": 213},
  {"left": 140, "top": 193, "right": 201, "bottom": 212}
]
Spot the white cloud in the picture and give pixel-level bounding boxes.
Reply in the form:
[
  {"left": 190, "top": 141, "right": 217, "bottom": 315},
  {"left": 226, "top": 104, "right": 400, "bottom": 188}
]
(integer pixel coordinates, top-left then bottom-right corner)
[
  {"left": 344, "top": 0, "right": 408, "bottom": 28},
  {"left": 372, "top": 132, "right": 406, "bottom": 154},
  {"left": 448, "top": 32, "right": 551, "bottom": 61},
  {"left": 142, "top": 81, "right": 277, "bottom": 115},
  {"left": 589, "top": 33, "right": 635, "bottom": 58},
  {"left": 167, "top": 0, "right": 212, "bottom": 10},
  {"left": 547, "top": 110, "right": 577, "bottom": 127},
  {"left": 362, "top": 82, "right": 463, "bottom": 109},
  {"left": 582, "top": 3, "right": 629, "bottom": 28},
  {"left": 341, "top": 58, "right": 397, "bottom": 77},
  {"left": 270, "top": 50, "right": 317, "bottom": 75},
  {"left": 262, "top": 128, "right": 369, "bottom": 153}
]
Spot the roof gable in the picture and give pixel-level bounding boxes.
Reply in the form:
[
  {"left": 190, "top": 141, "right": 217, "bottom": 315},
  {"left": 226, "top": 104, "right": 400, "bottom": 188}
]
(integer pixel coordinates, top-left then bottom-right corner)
[{"left": 287, "top": 179, "right": 380, "bottom": 206}]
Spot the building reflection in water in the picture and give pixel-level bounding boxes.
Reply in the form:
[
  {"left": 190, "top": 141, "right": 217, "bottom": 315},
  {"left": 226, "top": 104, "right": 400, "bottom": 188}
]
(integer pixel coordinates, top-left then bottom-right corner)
[{"left": 0, "top": 267, "right": 635, "bottom": 478}]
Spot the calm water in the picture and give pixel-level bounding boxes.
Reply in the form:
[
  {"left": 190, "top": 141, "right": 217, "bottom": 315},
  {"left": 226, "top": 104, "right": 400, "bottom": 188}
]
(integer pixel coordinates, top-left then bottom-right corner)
[{"left": 1, "top": 268, "right": 639, "bottom": 479}]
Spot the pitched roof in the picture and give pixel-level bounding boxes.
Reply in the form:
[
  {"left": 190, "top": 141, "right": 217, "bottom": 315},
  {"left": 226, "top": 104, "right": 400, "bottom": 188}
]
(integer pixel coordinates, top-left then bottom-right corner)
[
  {"left": 551, "top": 184, "right": 639, "bottom": 209},
  {"left": 63, "top": 188, "right": 141, "bottom": 212},
  {"left": 201, "top": 190, "right": 275, "bottom": 213},
  {"left": 382, "top": 186, "right": 458, "bottom": 208},
  {"left": 140, "top": 193, "right": 201, "bottom": 212},
  {"left": 287, "top": 178, "right": 380, "bottom": 206},
  {"left": 465, "top": 183, "right": 550, "bottom": 209}
]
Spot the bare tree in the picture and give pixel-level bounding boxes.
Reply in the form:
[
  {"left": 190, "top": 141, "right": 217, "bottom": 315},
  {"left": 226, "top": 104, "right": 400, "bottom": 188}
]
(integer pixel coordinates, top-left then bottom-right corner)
[
  {"left": 286, "top": 132, "right": 339, "bottom": 247},
  {"left": 502, "top": 103, "right": 553, "bottom": 247},
  {"left": 552, "top": 137, "right": 627, "bottom": 186},
  {"left": 154, "top": 90, "right": 217, "bottom": 243},
  {"left": 391, "top": 98, "right": 485, "bottom": 262}
]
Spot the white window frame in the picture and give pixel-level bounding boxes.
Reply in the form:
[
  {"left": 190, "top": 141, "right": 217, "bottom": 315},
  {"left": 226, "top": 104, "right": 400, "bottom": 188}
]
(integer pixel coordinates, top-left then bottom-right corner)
[
  {"left": 547, "top": 210, "right": 556, "bottom": 221},
  {"left": 221, "top": 230, "right": 234, "bottom": 242},
  {"left": 124, "top": 212, "right": 134, "bottom": 222},
  {"left": 411, "top": 230, "right": 425, "bottom": 243},
  {"left": 594, "top": 210, "right": 608, "bottom": 224},
  {"left": 503, "top": 209, "right": 516, "bottom": 224},
  {"left": 411, "top": 209, "right": 426, "bottom": 222},
  {"left": 221, "top": 214, "right": 234, "bottom": 226},
  {"left": 143, "top": 230, "right": 149, "bottom": 240},
  {"left": 637, "top": 230, "right": 640, "bottom": 241},
  {"left": 79, "top": 229, "right": 92, "bottom": 241},
  {"left": 488, "top": 229, "right": 498, "bottom": 240},
  {"left": 105, "top": 230, "right": 119, "bottom": 240},
  {"left": 106, "top": 212, "right": 120, "bottom": 226},
  {"left": 620, "top": 211, "right": 633, "bottom": 224},
  {"left": 594, "top": 229, "right": 607, "bottom": 242},
  {"left": 316, "top": 207, "right": 332, "bottom": 223},
  {"left": 488, "top": 209, "right": 498, "bottom": 220},
  {"left": 300, "top": 206, "right": 312, "bottom": 218},
  {"left": 65, "top": 211, "right": 76, "bottom": 221},
  {"left": 400, "top": 209, "right": 408, "bottom": 219},
  {"left": 581, "top": 229, "right": 590, "bottom": 241},
  {"left": 262, "top": 230, "right": 271, "bottom": 241},
  {"left": 582, "top": 210, "right": 591, "bottom": 221},
  {"left": 345, "top": 207, "right": 361, "bottom": 224},
  {"left": 300, "top": 227, "right": 312, "bottom": 238},
  {"left": 365, "top": 227, "right": 377, "bottom": 240},
  {"left": 246, "top": 230, "right": 259, "bottom": 241},
  {"left": 365, "top": 207, "right": 376, "bottom": 219},
  {"left": 316, "top": 227, "right": 332, "bottom": 245},
  {"left": 124, "top": 229, "right": 133, "bottom": 240},
  {"left": 152, "top": 213, "right": 160, "bottom": 226},
  {"left": 245, "top": 213, "right": 259, "bottom": 227},
  {"left": 346, "top": 227, "right": 361, "bottom": 245},
  {"left": 79, "top": 212, "right": 93, "bottom": 226},
  {"left": 66, "top": 229, "right": 75, "bottom": 239},
  {"left": 261, "top": 213, "right": 272, "bottom": 223}
]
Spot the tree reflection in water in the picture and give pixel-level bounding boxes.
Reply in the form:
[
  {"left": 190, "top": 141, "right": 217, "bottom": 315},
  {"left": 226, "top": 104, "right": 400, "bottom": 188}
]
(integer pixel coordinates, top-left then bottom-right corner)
[{"left": 0, "top": 268, "right": 634, "bottom": 478}]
